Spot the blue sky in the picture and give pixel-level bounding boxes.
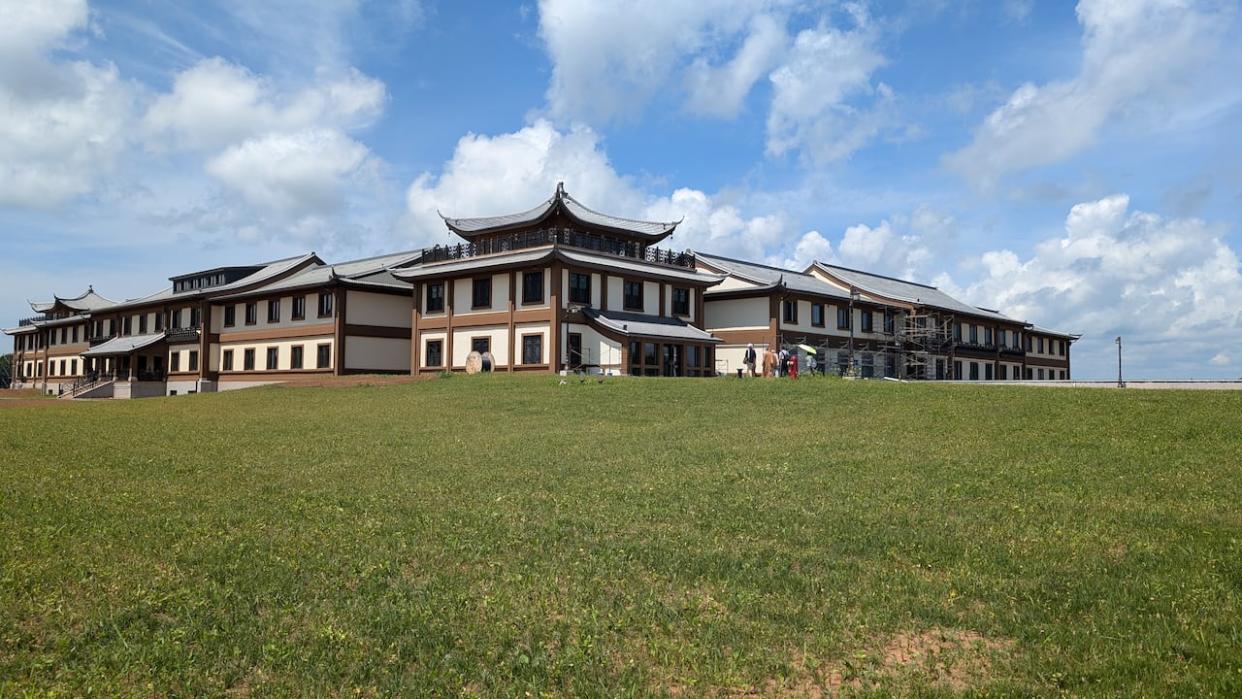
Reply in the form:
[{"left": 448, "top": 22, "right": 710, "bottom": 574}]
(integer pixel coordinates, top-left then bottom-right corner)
[{"left": 2, "top": 0, "right": 1241, "bottom": 379}]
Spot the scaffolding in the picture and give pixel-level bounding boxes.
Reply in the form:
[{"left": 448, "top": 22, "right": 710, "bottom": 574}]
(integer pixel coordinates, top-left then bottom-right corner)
[
  {"left": 885, "top": 311, "right": 954, "bottom": 380},
  {"left": 777, "top": 308, "right": 955, "bottom": 380}
]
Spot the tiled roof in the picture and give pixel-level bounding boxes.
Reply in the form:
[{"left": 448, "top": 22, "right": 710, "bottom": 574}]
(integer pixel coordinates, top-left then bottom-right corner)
[
  {"left": 29, "top": 288, "right": 116, "bottom": 314},
  {"left": 584, "top": 308, "right": 721, "bottom": 343},
  {"left": 394, "top": 248, "right": 555, "bottom": 280},
  {"left": 811, "top": 262, "right": 1020, "bottom": 322},
  {"left": 1028, "top": 325, "right": 1081, "bottom": 339},
  {"left": 697, "top": 253, "right": 850, "bottom": 300},
  {"left": 81, "top": 332, "right": 166, "bottom": 357},
  {"left": 440, "top": 183, "right": 679, "bottom": 240}
]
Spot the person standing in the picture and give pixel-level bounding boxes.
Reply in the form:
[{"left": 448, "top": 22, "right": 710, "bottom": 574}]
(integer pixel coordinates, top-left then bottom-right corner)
[{"left": 743, "top": 343, "right": 757, "bottom": 377}]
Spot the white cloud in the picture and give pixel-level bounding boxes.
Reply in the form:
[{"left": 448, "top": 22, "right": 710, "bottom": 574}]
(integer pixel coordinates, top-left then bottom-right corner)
[
  {"left": 144, "top": 58, "right": 385, "bottom": 151},
  {"left": 765, "top": 11, "right": 891, "bottom": 162},
  {"left": 955, "top": 194, "right": 1242, "bottom": 376},
  {"left": 0, "top": 0, "right": 135, "bottom": 208},
  {"left": 947, "top": 0, "right": 1236, "bottom": 187},
  {"left": 684, "top": 14, "right": 788, "bottom": 118},
  {"left": 405, "top": 119, "right": 793, "bottom": 260},
  {"left": 205, "top": 128, "right": 376, "bottom": 216},
  {"left": 782, "top": 230, "right": 833, "bottom": 270},
  {"left": 1210, "top": 352, "right": 1231, "bottom": 366}
]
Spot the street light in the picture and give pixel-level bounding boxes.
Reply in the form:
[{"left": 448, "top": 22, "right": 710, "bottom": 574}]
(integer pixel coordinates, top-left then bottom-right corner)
[
  {"left": 847, "top": 288, "right": 860, "bottom": 377},
  {"left": 1115, "top": 336, "right": 1124, "bottom": 388}
]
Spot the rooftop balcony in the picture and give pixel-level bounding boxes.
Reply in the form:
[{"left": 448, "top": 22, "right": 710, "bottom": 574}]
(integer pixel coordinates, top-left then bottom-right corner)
[{"left": 420, "top": 228, "right": 697, "bottom": 270}]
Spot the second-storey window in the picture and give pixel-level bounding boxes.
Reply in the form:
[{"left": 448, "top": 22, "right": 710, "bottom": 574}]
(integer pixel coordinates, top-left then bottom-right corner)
[
  {"left": 811, "top": 303, "right": 824, "bottom": 327},
  {"left": 155, "top": 312, "right": 164, "bottom": 331},
  {"left": 268, "top": 299, "right": 281, "bottom": 323},
  {"left": 292, "top": 296, "right": 306, "bottom": 320},
  {"left": 884, "top": 310, "right": 896, "bottom": 334},
  {"left": 123, "top": 316, "right": 132, "bottom": 335},
  {"left": 569, "top": 272, "right": 590, "bottom": 304},
  {"left": 190, "top": 307, "right": 200, "bottom": 327},
  {"left": 837, "top": 306, "right": 850, "bottom": 330},
  {"left": 984, "top": 327, "right": 993, "bottom": 346},
  {"left": 188, "top": 351, "right": 199, "bottom": 372},
  {"left": 472, "top": 278, "right": 491, "bottom": 308},
  {"left": 861, "top": 311, "right": 873, "bottom": 333},
  {"left": 522, "top": 271, "right": 544, "bottom": 304},
  {"left": 623, "top": 280, "right": 643, "bottom": 311},
  {"left": 969, "top": 325, "right": 978, "bottom": 344},
  {"left": 672, "top": 287, "right": 690, "bottom": 316},
  {"left": 224, "top": 305, "right": 236, "bottom": 327},
  {"left": 783, "top": 300, "right": 797, "bottom": 324},
  {"left": 318, "top": 291, "right": 334, "bottom": 318},
  {"left": 245, "top": 303, "right": 257, "bottom": 325},
  {"left": 426, "top": 282, "right": 444, "bottom": 313},
  {"left": 171, "top": 352, "right": 180, "bottom": 372},
  {"left": 138, "top": 315, "right": 147, "bottom": 334}
]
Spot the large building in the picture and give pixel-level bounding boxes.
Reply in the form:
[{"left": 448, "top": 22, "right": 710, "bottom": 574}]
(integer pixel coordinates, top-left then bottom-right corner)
[{"left": 4, "top": 185, "right": 1078, "bottom": 397}]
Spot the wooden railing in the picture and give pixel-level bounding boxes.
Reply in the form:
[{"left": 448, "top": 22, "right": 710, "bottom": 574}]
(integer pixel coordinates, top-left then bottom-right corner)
[{"left": 420, "top": 228, "right": 697, "bottom": 270}]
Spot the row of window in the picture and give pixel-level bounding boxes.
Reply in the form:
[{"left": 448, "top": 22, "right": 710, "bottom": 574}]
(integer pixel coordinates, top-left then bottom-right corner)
[
  {"left": 423, "top": 335, "right": 544, "bottom": 368},
  {"left": 170, "top": 351, "right": 199, "bottom": 373},
  {"left": 627, "top": 341, "right": 712, "bottom": 377},
  {"left": 423, "top": 272, "right": 692, "bottom": 316},
  {"left": 782, "top": 302, "right": 897, "bottom": 333},
  {"left": 220, "top": 344, "right": 331, "bottom": 371},
  {"left": 221, "top": 293, "right": 332, "bottom": 328},
  {"left": 950, "top": 360, "right": 1066, "bottom": 381}
]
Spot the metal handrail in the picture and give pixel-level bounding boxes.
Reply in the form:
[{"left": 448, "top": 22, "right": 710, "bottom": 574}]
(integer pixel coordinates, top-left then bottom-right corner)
[{"left": 419, "top": 228, "right": 697, "bottom": 270}]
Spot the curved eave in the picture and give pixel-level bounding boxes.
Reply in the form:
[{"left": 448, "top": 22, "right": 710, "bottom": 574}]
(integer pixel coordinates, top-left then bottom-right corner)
[{"left": 441, "top": 189, "right": 679, "bottom": 243}]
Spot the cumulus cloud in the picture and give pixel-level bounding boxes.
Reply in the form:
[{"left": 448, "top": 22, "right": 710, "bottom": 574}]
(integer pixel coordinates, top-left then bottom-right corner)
[
  {"left": 0, "top": 0, "right": 135, "bottom": 208},
  {"left": 955, "top": 194, "right": 1242, "bottom": 376},
  {"left": 946, "top": 0, "right": 1236, "bottom": 187},
  {"left": 405, "top": 119, "right": 793, "bottom": 260},
  {"left": 537, "top": 1, "right": 897, "bottom": 162},
  {"left": 765, "top": 9, "right": 891, "bottom": 162},
  {"left": 144, "top": 58, "right": 385, "bottom": 151}
]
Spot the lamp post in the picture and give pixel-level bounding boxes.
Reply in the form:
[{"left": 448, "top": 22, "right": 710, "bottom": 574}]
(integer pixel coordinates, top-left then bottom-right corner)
[{"left": 1115, "top": 336, "right": 1124, "bottom": 388}]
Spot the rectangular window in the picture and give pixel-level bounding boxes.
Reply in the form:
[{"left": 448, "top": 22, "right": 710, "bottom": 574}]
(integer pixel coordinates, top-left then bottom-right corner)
[
  {"left": 155, "top": 312, "right": 164, "bottom": 331},
  {"left": 266, "top": 347, "right": 279, "bottom": 370},
  {"left": 1038, "top": 337, "right": 1045, "bottom": 353},
  {"left": 568, "top": 333, "right": 583, "bottom": 367},
  {"left": 318, "top": 292, "right": 334, "bottom": 318},
  {"left": 969, "top": 325, "right": 978, "bottom": 344},
  {"left": 954, "top": 360, "right": 963, "bottom": 379},
  {"left": 291, "top": 345, "right": 304, "bottom": 369},
  {"left": 59, "top": 360, "right": 66, "bottom": 375},
  {"left": 171, "top": 352, "right": 181, "bottom": 372},
  {"left": 268, "top": 299, "right": 281, "bottom": 323},
  {"left": 643, "top": 342, "right": 658, "bottom": 368},
  {"left": 811, "top": 303, "right": 824, "bottom": 327},
  {"left": 998, "top": 329, "right": 1006, "bottom": 347},
  {"left": 522, "top": 271, "right": 544, "bottom": 304},
  {"left": 426, "top": 282, "right": 445, "bottom": 313},
  {"left": 569, "top": 272, "right": 591, "bottom": 305},
  {"left": 623, "top": 280, "right": 644, "bottom": 311},
  {"left": 954, "top": 323, "right": 962, "bottom": 341},
  {"left": 472, "top": 277, "right": 492, "bottom": 308},
  {"left": 170, "top": 309, "right": 181, "bottom": 328},
  {"left": 628, "top": 340, "right": 641, "bottom": 375},
  {"left": 984, "top": 327, "right": 993, "bottom": 346},
  {"left": 188, "top": 351, "right": 199, "bottom": 372},
  {"left": 471, "top": 337, "right": 490, "bottom": 355},
  {"left": 426, "top": 339, "right": 443, "bottom": 367},
  {"left": 884, "top": 310, "right": 896, "bottom": 334},
  {"left": 190, "top": 307, "right": 200, "bottom": 327},
  {"left": 1037, "top": 368, "right": 1045, "bottom": 380},
  {"left": 984, "top": 363, "right": 993, "bottom": 380},
  {"left": 969, "top": 362, "right": 979, "bottom": 380},
  {"left": 861, "top": 311, "right": 873, "bottom": 333},
  {"left": 783, "top": 299, "right": 797, "bottom": 324},
  {"left": 222, "top": 349, "right": 234, "bottom": 371},
  {"left": 522, "top": 334, "right": 542, "bottom": 365},
  {"left": 292, "top": 296, "right": 306, "bottom": 321},
  {"left": 224, "top": 305, "right": 236, "bottom": 327},
  {"left": 860, "top": 354, "right": 874, "bottom": 378},
  {"left": 316, "top": 344, "right": 331, "bottom": 369},
  {"left": 123, "top": 316, "right": 132, "bottom": 335},
  {"left": 672, "top": 287, "right": 690, "bottom": 316},
  {"left": 244, "top": 348, "right": 255, "bottom": 371},
  {"left": 139, "top": 314, "right": 147, "bottom": 334},
  {"left": 837, "top": 306, "right": 850, "bottom": 330},
  {"left": 245, "top": 303, "right": 257, "bottom": 325}
]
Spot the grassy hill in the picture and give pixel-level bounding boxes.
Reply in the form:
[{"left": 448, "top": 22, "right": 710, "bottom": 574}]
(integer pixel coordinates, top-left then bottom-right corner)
[{"left": 2, "top": 376, "right": 1239, "bottom": 696}]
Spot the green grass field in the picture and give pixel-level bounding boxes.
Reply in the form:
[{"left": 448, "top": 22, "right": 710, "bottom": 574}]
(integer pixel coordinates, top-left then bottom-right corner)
[{"left": 2, "top": 376, "right": 1239, "bottom": 696}]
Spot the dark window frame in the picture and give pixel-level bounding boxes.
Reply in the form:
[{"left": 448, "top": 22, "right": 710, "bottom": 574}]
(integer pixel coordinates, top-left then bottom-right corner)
[
  {"left": 266, "top": 346, "right": 279, "bottom": 370},
  {"left": 470, "top": 336, "right": 491, "bottom": 355},
  {"left": 568, "top": 272, "right": 591, "bottom": 305},
  {"left": 290, "top": 345, "right": 304, "bottom": 370},
  {"left": 267, "top": 299, "right": 281, "bottom": 323},
  {"left": 171, "top": 352, "right": 180, "bottom": 372},
  {"left": 244, "top": 303, "right": 257, "bottom": 326},
  {"left": 811, "top": 303, "right": 824, "bottom": 328},
  {"left": 223, "top": 305, "right": 236, "bottom": 327},
  {"left": 243, "top": 348, "right": 256, "bottom": 371},
  {"left": 521, "top": 333, "right": 543, "bottom": 365},
  {"left": 188, "top": 350, "right": 199, "bottom": 372},
  {"left": 317, "top": 292, "right": 334, "bottom": 318},
  {"left": 471, "top": 277, "right": 492, "bottom": 309},
  {"left": 671, "top": 287, "right": 691, "bottom": 316},
  {"left": 222, "top": 349, "right": 234, "bottom": 371},
  {"left": 783, "top": 299, "right": 797, "bottom": 324},
  {"left": 425, "top": 339, "right": 443, "bottom": 367},
  {"left": 860, "top": 310, "right": 873, "bottom": 333},
  {"left": 316, "top": 343, "right": 331, "bottom": 369},
  {"left": 623, "top": 279, "right": 644, "bottom": 311},
  {"left": 837, "top": 306, "right": 850, "bottom": 330},
  {"left": 292, "top": 296, "right": 306, "bottom": 321},
  {"left": 425, "top": 282, "right": 445, "bottom": 313},
  {"left": 521, "top": 271, "right": 544, "bottom": 305}
]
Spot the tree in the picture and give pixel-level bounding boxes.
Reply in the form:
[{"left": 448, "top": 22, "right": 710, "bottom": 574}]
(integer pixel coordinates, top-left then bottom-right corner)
[{"left": 0, "top": 353, "right": 10, "bottom": 390}]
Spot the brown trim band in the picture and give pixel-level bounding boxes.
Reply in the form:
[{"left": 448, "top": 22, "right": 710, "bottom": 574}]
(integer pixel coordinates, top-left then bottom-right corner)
[
  {"left": 218, "top": 323, "right": 335, "bottom": 343},
  {"left": 218, "top": 369, "right": 334, "bottom": 380},
  {"left": 344, "top": 324, "right": 410, "bottom": 339}
]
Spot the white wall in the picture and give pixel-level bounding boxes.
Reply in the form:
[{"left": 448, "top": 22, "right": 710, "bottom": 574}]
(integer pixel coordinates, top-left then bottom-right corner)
[
  {"left": 453, "top": 273, "right": 510, "bottom": 314},
  {"left": 213, "top": 293, "right": 334, "bottom": 333},
  {"left": 346, "top": 290, "right": 411, "bottom": 328},
  {"left": 452, "top": 325, "right": 509, "bottom": 366},
  {"left": 345, "top": 336, "right": 410, "bottom": 372},
  {"left": 561, "top": 322, "right": 622, "bottom": 369},
  {"left": 218, "top": 335, "right": 335, "bottom": 372},
  {"left": 419, "top": 330, "right": 447, "bottom": 368},
  {"left": 705, "top": 297, "right": 768, "bottom": 331}
]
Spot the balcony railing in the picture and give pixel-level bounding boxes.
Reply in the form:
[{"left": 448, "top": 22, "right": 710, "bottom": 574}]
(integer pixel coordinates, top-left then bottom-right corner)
[
  {"left": 165, "top": 327, "right": 199, "bottom": 343},
  {"left": 18, "top": 315, "right": 49, "bottom": 327},
  {"left": 88, "top": 334, "right": 115, "bottom": 346},
  {"left": 420, "top": 228, "right": 696, "bottom": 270}
]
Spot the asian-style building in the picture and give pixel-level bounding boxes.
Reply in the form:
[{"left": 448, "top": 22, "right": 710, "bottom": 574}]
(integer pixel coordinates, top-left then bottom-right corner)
[{"left": 4, "top": 183, "right": 1078, "bottom": 397}]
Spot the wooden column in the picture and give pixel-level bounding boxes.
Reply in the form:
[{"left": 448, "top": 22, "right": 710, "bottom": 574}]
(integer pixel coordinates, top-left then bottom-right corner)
[
  {"left": 333, "top": 287, "right": 347, "bottom": 375},
  {"left": 508, "top": 271, "right": 517, "bottom": 370},
  {"left": 410, "top": 283, "right": 421, "bottom": 375},
  {"left": 600, "top": 272, "right": 608, "bottom": 311},
  {"left": 445, "top": 279, "right": 455, "bottom": 370},
  {"left": 658, "top": 283, "right": 666, "bottom": 317},
  {"left": 549, "top": 262, "right": 562, "bottom": 373},
  {"left": 198, "top": 300, "right": 212, "bottom": 382}
]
